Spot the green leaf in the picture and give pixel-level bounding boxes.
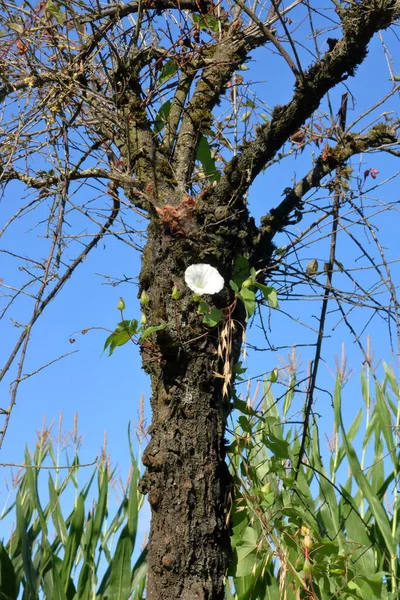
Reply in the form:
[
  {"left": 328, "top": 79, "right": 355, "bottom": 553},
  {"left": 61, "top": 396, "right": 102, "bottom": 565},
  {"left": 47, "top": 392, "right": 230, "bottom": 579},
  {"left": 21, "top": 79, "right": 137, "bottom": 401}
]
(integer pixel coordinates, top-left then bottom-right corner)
[
  {"left": 198, "top": 301, "right": 222, "bottom": 327},
  {"left": 0, "top": 542, "right": 18, "bottom": 600},
  {"left": 263, "top": 433, "right": 290, "bottom": 459},
  {"left": 241, "top": 110, "right": 251, "bottom": 123},
  {"left": 139, "top": 323, "right": 167, "bottom": 342},
  {"left": 243, "top": 100, "right": 256, "bottom": 109},
  {"left": 42, "top": 563, "right": 68, "bottom": 600},
  {"left": 232, "top": 397, "right": 259, "bottom": 418},
  {"left": 234, "top": 526, "right": 259, "bottom": 577},
  {"left": 46, "top": 2, "right": 66, "bottom": 25},
  {"left": 239, "top": 287, "right": 256, "bottom": 319},
  {"left": 16, "top": 493, "right": 37, "bottom": 597},
  {"left": 154, "top": 99, "right": 172, "bottom": 134},
  {"left": 334, "top": 376, "right": 397, "bottom": 558},
  {"left": 232, "top": 256, "right": 250, "bottom": 287},
  {"left": 158, "top": 59, "right": 179, "bottom": 84},
  {"left": 233, "top": 361, "right": 247, "bottom": 377},
  {"left": 24, "top": 449, "right": 48, "bottom": 538},
  {"left": 61, "top": 494, "right": 85, "bottom": 590},
  {"left": 197, "top": 300, "right": 210, "bottom": 314},
  {"left": 376, "top": 383, "right": 396, "bottom": 466},
  {"left": 48, "top": 475, "right": 68, "bottom": 546},
  {"left": 93, "top": 466, "right": 109, "bottom": 540},
  {"left": 255, "top": 283, "right": 279, "bottom": 308},
  {"left": 103, "top": 526, "right": 133, "bottom": 600},
  {"left": 196, "top": 134, "right": 220, "bottom": 183},
  {"left": 203, "top": 307, "right": 223, "bottom": 327},
  {"left": 127, "top": 457, "right": 141, "bottom": 542},
  {"left": 238, "top": 416, "right": 252, "bottom": 433},
  {"left": 192, "top": 13, "right": 219, "bottom": 33},
  {"left": 104, "top": 320, "right": 138, "bottom": 355},
  {"left": 77, "top": 467, "right": 109, "bottom": 599},
  {"left": 282, "top": 375, "right": 295, "bottom": 416},
  {"left": 229, "top": 279, "right": 239, "bottom": 293},
  {"left": 131, "top": 548, "right": 148, "bottom": 591}
]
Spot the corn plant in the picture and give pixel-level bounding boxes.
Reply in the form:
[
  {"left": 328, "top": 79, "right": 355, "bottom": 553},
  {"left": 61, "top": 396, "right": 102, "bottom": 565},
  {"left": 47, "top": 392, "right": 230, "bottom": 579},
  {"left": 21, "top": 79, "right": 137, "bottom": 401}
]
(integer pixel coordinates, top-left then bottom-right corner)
[
  {"left": 2, "top": 364, "right": 399, "bottom": 599},
  {"left": 226, "top": 364, "right": 400, "bottom": 600},
  {"left": 0, "top": 425, "right": 147, "bottom": 600}
]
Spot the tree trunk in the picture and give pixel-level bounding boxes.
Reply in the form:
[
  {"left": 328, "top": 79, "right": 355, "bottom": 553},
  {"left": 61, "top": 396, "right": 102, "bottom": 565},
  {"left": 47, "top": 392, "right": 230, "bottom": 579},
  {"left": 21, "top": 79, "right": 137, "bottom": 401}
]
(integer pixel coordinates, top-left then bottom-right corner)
[
  {"left": 141, "top": 347, "right": 232, "bottom": 600},
  {"left": 138, "top": 197, "right": 254, "bottom": 599}
]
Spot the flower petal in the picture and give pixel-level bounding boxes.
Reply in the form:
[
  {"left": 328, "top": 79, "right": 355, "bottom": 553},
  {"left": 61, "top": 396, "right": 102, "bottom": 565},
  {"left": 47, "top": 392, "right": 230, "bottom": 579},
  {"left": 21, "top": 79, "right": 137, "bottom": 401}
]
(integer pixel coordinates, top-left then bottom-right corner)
[{"left": 184, "top": 264, "right": 224, "bottom": 295}]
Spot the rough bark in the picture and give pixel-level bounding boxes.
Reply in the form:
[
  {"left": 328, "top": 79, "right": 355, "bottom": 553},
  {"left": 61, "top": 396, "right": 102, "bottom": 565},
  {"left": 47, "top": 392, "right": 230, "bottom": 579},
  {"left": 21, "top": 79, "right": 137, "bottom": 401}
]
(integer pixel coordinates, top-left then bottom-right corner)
[{"left": 138, "top": 196, "right": 256, "bottom": 599}]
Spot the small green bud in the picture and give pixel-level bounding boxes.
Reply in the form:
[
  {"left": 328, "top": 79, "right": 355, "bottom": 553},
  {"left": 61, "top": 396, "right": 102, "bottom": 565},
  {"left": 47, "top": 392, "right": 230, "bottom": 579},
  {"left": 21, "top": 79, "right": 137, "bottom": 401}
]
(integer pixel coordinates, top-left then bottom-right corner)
[
  {"left": 241, "top": 277, "right": 253, "bottom": 289},
  {"left": 303, "top": 558, "right": 312, "bottom": 574},
  {"left": 140, "top": 313, "right": 147, "bottom": 325},
  {"left": 140, "top": 290, "right": 149, "bottom": 306},
  {"left": 192, "top": 293, "right": 202, "bottom": 302},
  {"left": 117, "top": 297, "right": 125, "bottom": 311},
  {"left": 270, "top": 368, "right": 279, "bottom": 383},
  {"left": 171, "top": 285, "right": 180, "bottom": 300}
]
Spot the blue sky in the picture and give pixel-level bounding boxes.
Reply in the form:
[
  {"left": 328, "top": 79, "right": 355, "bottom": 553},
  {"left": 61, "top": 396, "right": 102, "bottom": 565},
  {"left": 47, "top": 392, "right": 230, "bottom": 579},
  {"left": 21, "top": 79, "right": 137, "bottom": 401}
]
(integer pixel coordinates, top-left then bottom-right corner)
[{"left": 0, "top": 1, "right": 399, "bottom": 549}]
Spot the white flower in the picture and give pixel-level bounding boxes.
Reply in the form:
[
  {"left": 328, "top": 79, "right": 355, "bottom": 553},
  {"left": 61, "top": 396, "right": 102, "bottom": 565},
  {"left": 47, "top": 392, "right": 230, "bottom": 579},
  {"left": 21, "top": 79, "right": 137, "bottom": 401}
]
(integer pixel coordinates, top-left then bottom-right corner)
[{"left": 184, "top": 264, "right": 224, "bottom": 295}]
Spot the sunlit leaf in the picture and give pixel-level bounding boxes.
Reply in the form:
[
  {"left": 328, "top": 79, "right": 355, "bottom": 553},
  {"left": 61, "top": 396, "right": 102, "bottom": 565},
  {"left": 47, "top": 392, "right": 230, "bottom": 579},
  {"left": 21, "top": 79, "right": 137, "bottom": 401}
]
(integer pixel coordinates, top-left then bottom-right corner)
[
  {"left": 192, "top": 13, "right": 219, "bottom": 33},
  {"left": 139, "top": 323, "right": 167, "bottom": 342},
  {"left": 158, "top": 59, "right": 179, "bottom": 84},
  {"left": 239, "top": 287, "right": 256, "bottom": 318},
  {"left": 196, "top": 134, "right": 220, "bottom": 183},
  {"left": 255, "top": 283, "right": 279, "bottom": 308},
  {"left": 154, "top": 100, "right": 172, "bottom": 134}
]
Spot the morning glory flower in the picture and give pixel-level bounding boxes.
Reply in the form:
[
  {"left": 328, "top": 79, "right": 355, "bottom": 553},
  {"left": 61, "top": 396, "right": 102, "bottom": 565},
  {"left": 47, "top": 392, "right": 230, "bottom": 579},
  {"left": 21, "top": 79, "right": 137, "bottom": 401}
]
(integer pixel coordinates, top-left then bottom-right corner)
[{"left": 184, "top": 264, "right": 224, "bottom": 295}]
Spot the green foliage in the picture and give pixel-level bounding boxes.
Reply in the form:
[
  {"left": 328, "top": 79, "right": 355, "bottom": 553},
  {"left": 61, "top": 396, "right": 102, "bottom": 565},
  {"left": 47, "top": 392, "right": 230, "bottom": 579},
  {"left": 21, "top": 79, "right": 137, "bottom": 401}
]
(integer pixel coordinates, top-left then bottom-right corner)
[
  {"left": 157, "top": 59, "right": 179, "bottom": 84},
  {"left": 196, "top": 134, "right": 221, "bottom": 183},
  {"left": 197, "top": 300, "right": 223, "bottom": 327},
  {"left": 46, "top": 1, "right": 65, "bottom": 26},
  {"left": 230, "top": 258, "right": 279, "bottom": 320},
  {"left": 104, "top": 300, "right": 167, "bottom": 355},
  {"left": 104, "top": 319, "right": 139, "bottom": 355},
  {"left": 153, "top": 100, "right": 172, "bottom": 134},
  {"left": 227, "top": 365, "right": 400, "bottom": 599},
  {"left": 192, "top": 13, "right": 219, "bottom": 33},
  {"left": 0, "top": 428, "right": 147, "bottom": 599},
  {"left": 3, "top": 366, "right": 399, "bottom": 599}
]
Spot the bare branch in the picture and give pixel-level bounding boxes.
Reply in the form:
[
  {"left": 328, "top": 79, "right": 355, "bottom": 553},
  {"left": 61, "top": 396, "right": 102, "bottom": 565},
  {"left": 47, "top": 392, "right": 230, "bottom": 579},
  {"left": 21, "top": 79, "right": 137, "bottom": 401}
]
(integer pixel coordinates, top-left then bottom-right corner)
[
  {"left": 233, "top": 0, "right": 302, "bottom": 80},
  {"left": 215, "top": 0, "right": 400, "bottom": 204},
  {"left": 81, "top": 0, "right": 215, "bottom": 23},
  {"left": 253, "top": 125, "right": 399, "bottom": 262}
]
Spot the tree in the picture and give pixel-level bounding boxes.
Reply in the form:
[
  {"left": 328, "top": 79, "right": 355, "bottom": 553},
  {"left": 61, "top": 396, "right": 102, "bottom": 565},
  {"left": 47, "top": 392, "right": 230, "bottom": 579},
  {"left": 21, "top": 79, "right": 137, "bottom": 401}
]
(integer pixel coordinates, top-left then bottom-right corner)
[{"left": 0, "top": 0, "right": 399, "bottom": 598}]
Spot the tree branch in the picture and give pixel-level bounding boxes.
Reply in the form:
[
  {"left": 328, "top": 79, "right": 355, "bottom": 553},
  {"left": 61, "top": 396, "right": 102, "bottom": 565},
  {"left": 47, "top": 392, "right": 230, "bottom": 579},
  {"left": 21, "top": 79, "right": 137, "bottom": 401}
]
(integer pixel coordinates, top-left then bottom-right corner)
[
  {"left": 0, "top": 184, "right": 121, "bottom": 448},
  {"left": 214, "top": 0, "right": 400, "bottom": 204},
  {"left": 233, "top": 0, "right": 302, "bottom": 80},
  {"left": 80, "top": 0, "right": 215, "bottom": 23},
  {"left": 253, "top": 125, "right": 399, "bottom": 263},
  {"left": 172, "top": 19, "right": 270, "bottom": 190}
]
